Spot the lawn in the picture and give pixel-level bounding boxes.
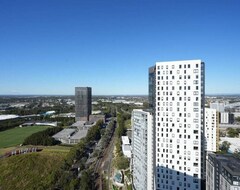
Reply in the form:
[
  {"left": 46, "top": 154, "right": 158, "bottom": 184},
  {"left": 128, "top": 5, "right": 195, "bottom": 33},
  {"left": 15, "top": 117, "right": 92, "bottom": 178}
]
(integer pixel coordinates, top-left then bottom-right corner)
[
  {"left": 0, "top": 126, "right": 49, "bottom": 148},
  {"left": 0, "top": 151, "right": 66, "bottom": 190}
]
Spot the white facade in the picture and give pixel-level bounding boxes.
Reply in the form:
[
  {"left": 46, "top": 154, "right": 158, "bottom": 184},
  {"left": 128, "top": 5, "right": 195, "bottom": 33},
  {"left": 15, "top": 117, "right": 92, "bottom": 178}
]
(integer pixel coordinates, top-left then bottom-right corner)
[
  {"left": 132, "top": 109, "right": 154, "bottom": 190},
  {"left": 154, "top": 60, "right": 205, "bottom": 190},
  {"left": 220, "top": 112, "right": 229, "bottom": 124},
  {"left": 122, "top": 144, "right": 131, "bottom": 158},
  {"left": 205, "top": 108, "right": 217, "bottom": 152},
  {"left": 121, "top": 136, "right": 130, "bottom": 145},
  {"left": 206, "top": 159, "right": 215, "bottom": 190},
  {"left": 121, "top": 136, "right": 131, "bottom": 158},
  {"left": 219, "top": 175, "right": 240, "bottom": 190}
]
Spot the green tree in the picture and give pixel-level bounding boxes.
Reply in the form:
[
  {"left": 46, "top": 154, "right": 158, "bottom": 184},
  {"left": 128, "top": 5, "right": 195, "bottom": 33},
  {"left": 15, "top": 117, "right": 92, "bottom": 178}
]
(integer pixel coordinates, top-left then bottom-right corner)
[
  {"left": 220, "top": 141, "right": 231, "bottom": 152},
  {"left": 80, "top": 170, "right": 92, "bottom": 190},
  {"left": 114, "top": 155, "right": 129, "bottom": 170},
  {"left": 227, "top": 128, "right": 238, "bottom": 137},
  {"left": 235, "top": 117, "right": 240, "bottom": 122}
]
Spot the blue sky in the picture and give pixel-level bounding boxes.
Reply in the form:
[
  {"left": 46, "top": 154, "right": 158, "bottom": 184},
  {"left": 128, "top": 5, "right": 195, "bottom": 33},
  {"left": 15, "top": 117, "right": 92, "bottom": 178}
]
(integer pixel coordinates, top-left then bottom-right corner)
[{"left": 0, "top": 0, "right": 240, "bottom": 95}]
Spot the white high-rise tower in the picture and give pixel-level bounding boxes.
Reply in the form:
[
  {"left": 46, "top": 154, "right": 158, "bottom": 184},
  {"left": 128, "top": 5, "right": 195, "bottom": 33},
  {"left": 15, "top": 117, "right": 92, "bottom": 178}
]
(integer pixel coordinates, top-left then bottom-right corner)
[{"left": 153, "top": 60, "right": 205, "bottom": 190}]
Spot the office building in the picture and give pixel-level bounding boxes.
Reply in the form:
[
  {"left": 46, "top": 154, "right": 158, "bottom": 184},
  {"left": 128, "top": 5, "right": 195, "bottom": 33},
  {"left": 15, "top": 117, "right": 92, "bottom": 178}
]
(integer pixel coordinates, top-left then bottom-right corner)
[
  {"left": 205, "top": 108, "right": 219, "bottom": 152},
  {"left": 153, "top": 60, "right": 205, "bottom": 190},
  {"left": 206, "top": 153, "right": 240, "bottom": 190},
  {"left": 132, "top": 109, "right": 154, "bottom": 190},
  {"left": 75, "top": 87, "right": 92, "bottom": 121}
]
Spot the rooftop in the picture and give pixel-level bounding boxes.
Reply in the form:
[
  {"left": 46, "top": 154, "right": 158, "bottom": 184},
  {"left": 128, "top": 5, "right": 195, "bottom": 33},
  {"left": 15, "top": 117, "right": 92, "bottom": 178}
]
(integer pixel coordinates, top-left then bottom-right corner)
[
  {"left": 52, "top": 128, "right": 76, "bottom": 139},
  {"left": 70, "top": 128, "right": 88, "bottom": 140},
  {"left": 210, "top": 153, "right": 240, "bottom": 175},
  {"left": 121, "top": 136, "right": 130, "bottom": 145}
]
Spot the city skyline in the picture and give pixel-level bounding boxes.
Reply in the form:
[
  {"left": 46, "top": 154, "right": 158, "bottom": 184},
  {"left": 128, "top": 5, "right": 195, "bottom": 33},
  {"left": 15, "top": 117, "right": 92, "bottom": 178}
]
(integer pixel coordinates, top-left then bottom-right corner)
[{"left": 1, "top": 0, "right": 240, "bottom": 95}]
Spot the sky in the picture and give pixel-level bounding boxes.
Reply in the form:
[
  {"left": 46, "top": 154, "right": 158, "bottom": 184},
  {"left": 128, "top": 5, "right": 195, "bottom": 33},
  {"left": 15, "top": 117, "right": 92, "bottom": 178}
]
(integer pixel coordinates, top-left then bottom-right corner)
[{"left": 0, "top": 0, "right": 240, "bottom": 95}]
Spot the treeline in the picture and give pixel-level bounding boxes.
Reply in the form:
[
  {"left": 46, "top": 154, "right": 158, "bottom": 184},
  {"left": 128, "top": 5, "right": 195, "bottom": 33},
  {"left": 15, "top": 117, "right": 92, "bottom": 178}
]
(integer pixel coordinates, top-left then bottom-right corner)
[
  {"left": 52, "top": 120, "right": 103, "bottom": 190},
  {"left": 226, "top": 127, "right": 240, "bottom": 137},
  {"left": 47, "top": 117, "right": 75, "bottom": 127},
  {"left": 4, "top": 105, "right": 74, "bottom": 116},
  {"left": 116, "top": 112, "right": 131, "bottom": 138},
  {"left": 0, "top": 118, "right": 25, "bottom": 132},
  {"left": 114, "top": 112, "right": 130, "bottom": 170},
  {"left": 23, "top": 127, "right": 63, "bottom": 146},
  {"left": 101, "top": 120, "right": 116, "bottom": 148}
]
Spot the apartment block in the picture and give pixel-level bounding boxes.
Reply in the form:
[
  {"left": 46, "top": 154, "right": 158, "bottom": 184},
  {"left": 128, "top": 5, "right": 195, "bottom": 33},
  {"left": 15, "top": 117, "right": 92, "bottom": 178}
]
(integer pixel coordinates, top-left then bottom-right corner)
[
  {"left": 153, "top": 60, "right": 205, "bottom": 190},
  {"left": 205, "top": 108, "right": 219, "bottom": 152},
  {"left": 132, "top": 109, "right": 154, "bottom": 190}
]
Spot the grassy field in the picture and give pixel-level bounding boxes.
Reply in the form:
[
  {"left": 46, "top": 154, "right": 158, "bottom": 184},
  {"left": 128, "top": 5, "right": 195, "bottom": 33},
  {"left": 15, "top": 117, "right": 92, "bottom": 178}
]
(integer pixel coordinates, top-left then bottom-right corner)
[
  {"left": 0, "top": 126, "right": 49, "bottom": 148},
  {"left": 0, "top": 151, "right": 66, "bottom": 190}
]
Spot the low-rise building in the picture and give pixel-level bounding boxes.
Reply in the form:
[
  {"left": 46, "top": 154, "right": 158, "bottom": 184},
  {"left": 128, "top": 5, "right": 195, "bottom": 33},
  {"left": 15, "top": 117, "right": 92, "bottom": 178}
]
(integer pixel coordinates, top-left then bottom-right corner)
[
  {"left": 121, "top": 136, "right": 131, "bottom": 158},
  {"left": 52, "top": 126, "right": 91, "bottom": 144}
]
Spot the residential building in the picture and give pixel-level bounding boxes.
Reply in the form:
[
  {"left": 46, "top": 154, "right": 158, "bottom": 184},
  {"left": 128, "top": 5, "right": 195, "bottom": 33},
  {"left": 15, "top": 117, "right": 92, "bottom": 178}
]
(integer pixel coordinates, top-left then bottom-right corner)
[
  {"left": 205, "top": 108, "right": 219, "bottom": 152},
  {"left": 153, "top": 60, "right": 205, "bottom": 190},
  {"left": 220, "top": 112, "right": 234, "bottom": 124},
  {"left": 75, "top": 87, "right": 92, "bottom": 121},
  {"left": 206, "top": 153, "right": 240, "bottom": 190},
  {"left": 132, "top": 109, "right": 154, "bottom": 190}
]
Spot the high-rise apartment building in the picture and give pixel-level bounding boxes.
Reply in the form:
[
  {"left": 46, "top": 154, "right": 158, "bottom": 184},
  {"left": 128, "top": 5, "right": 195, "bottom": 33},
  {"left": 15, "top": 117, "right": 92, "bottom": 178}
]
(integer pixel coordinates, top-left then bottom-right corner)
[
  {"left": 75, "top": 87, "right": 92, "bottom": 121},
  {"left": 205, "top": 108, "right": 219, "bottom": 152},
  {"left": 153, "top": 60, "right": 205, "bottom": 190},
  {"left": 132, "top": 109, "right": 154, "bottom": 190}
]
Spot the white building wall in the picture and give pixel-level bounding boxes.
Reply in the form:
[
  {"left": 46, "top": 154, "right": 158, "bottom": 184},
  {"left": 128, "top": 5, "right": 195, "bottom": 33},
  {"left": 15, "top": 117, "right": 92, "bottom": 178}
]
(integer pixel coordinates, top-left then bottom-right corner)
[
  {"left": 154, "top": 60, "right": 204, "bottom": 190},
  {"left": 205, "top": 108, "right": 217, "bottom": 152},
  {"left": 132, "top": 109, "right": 153, "bottom": 190},
  {"left": 221, "top": 112, "right": 229, "bottom": 124},
  {"left": 206, "top": 159, "right": 215, "bottom": 190},
  {"left": 220, "top": 175, "right": 240, "bottom": 190}
]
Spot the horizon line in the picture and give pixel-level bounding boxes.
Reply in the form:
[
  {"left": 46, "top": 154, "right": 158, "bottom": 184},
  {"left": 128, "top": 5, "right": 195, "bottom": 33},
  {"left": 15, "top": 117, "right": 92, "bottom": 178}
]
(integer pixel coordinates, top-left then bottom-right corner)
[{"left": 1, "top": 93, "right": 240, "bottom": 97}]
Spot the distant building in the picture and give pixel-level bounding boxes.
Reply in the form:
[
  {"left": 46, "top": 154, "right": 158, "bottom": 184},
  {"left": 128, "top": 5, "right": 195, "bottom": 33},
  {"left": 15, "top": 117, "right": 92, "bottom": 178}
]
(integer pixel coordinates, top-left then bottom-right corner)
[
  {"left": 206, "top": 153, "right": 240, "bottom": 190},
  {"left": 89, "top": 114, "right": 105, "bottom": 123},
  {"left": 205, "top": 108, "right": 219, "bottom": 152},
  {"left": 220, "top": 112, "right": 234, "bottom": 124},
  {"left": 132, "top": 109, "right": 154, "bottom": 190},
  {"left": 21, "top": 122, "right": 57, "bottom": 127},
  {"left": 52, "top": 126, "right": 92, "bottom": 144},
  {"left": 75, "top": 87, "right": 92, "bottom": 121},
  {"left": 210, "top": 102, "right": 225, "bottom": 112}
]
